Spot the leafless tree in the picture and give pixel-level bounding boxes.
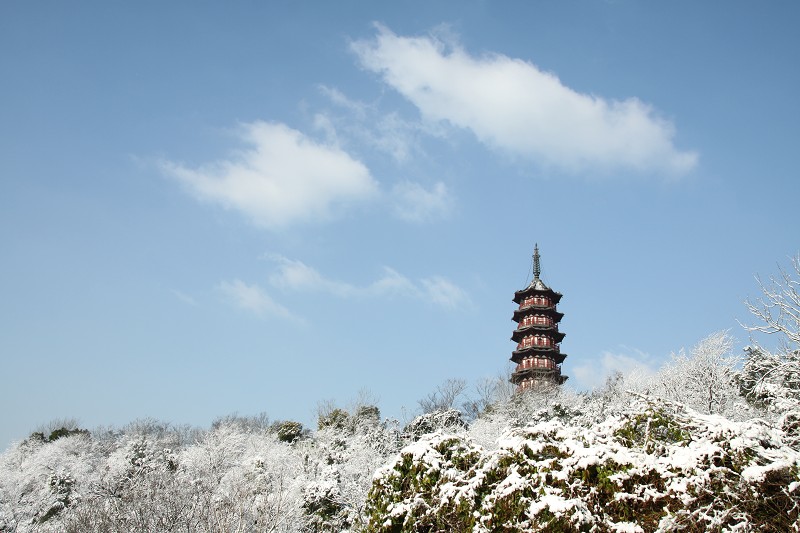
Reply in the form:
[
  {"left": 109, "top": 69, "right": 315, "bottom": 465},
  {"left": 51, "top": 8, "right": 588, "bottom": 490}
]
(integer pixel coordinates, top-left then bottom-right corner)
[
  {"left": 741, "top": 253, "right": 800, "bottom": 412},
  {"left": 655, "top": 331, "right": 742, "bottom": 416},
  {"left": 745, "top": 253, "right": 800, "bottom": 348},
  {"left": 418, "top": 378, "right": 467, "bottom": 414}
]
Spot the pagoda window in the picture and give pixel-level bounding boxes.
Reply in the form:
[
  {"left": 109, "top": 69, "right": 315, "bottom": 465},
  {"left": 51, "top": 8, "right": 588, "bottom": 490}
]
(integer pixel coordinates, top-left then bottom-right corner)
[
  {"left": 533, "top": 296, "right": 551, "bottom": 306},
  {"left": 520, "top": 296, "right": 551, "bottom": 308},
  {"left": 522, "top": 314, "right": 552, "bottom": 327},
  {"left": 533, "top": 335, "right": 552, "bottom": 347}
]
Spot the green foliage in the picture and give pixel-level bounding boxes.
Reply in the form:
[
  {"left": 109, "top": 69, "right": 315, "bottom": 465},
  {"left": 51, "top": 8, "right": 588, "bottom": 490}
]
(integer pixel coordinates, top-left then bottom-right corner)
[
  {"left": 24, "top": 427, "right": 90, "bottom": 445},
  {"left": 365, "top": 436, "right": 482, "bottom": 532},
  {"left": 613, "top": 408, "right": 690, "bottom": 452},
  {"left": 275, "top": 420, "right": 305, "bottom": 443},
  {"left": 364, "top": 399, "right": 800, "bottom": 532},
  {"left": 356, "top": 405, "right": 381, "bottom": 424},
  {"left": 24, "top": 431, "right": 47, "bottom": 445},
  {"left": 302, "top": 483, "right": 345, "bottom": 531},
  {"left": 403, "top": 408, "right": 466, "bottom": 440},
  {"left": 318, "top": 408, "right": 349, "bottom": 431},
  {"left": 48, "top": 427, "right": 90, "bottom": 442},
  {"left": 37, "top": 471, "right": 76, "bottom": 523}
]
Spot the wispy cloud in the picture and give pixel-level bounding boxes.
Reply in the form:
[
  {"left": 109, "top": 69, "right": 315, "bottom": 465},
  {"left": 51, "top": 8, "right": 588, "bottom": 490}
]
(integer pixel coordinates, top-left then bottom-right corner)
[
  {"left": 217, "top": 279, "right": 296, "bottom": 320},
  {"left": 266, "top": 254, "right": 471, "bottom": 309},
  {"left": 170, "top": 289, "right": 197, "bottom": 306},
  {"left": 391, "top": 181, "right": 453, "bottom": 223},
  {"left": 268, "top": 255, "right": 355, "bottom": 297},
  {"left": 364, "top": 267, "right": 419, "bottom": 298},
  {"left": 318, "top": 85, "right": 440, "bottom": 163},
  {"left": 571, "top": 347, "right": 659, "bottom": 391},
  {"left": 161, "top": 121, "right": 378, "bottom": 230},
  {"left": 352, "top": 25, "right": 698, "bottom": 176},
  {"left": 419, "top": 276, "right": 471, "bottom": 310}
]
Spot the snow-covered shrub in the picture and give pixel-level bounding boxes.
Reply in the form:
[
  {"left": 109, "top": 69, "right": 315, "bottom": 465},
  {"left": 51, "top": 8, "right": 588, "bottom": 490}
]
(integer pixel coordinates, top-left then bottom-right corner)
[
  {"left": 365, "top": 396, "right": 800, "bottom": 532},
  {"left": 303, "top": 404, "right": 402, "bottom": 531},
  {"left": 0, "top": 432, "right": 99, "bottom": 532},
  {"left": 403, "top": 408, "right": 466, "bottom": 440},
  {"left": 275, "top": 420, "right": 306, "bottom": 443},
  {"left": 740, "top": 346, "right": 800, "bottom": 416}
]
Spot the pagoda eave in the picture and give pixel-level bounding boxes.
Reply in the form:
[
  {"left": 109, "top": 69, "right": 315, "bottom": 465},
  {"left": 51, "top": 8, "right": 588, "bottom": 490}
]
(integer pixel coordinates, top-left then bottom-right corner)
[
  {"left": 511, "top": 367, "right": 563, "bottom": 380},
  {"left": 511, "top": 349, "right": 567, "bottom": 365},
  {"left": 511, "top": 373, "right": 569, "bottom": 386},
  {"left": 511, "top": 327, "right": 566, "bottom": 343},
  {"left": 513, "top": 307, "right": 564, "bottom": 322},
  {"left": 513, "top": 288, "right": 563, "bottom": 305}
]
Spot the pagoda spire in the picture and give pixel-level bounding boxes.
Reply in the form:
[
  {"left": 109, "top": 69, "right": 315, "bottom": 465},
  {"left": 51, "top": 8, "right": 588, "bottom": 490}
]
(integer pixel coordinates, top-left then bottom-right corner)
[{"left": 533, "top": 244, "right": 541, "bottom": 280}]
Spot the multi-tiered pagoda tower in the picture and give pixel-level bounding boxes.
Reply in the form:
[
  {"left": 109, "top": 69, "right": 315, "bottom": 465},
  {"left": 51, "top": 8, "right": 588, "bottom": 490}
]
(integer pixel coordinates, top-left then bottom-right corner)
[{"left": 510, "top": 245, "right": 568, "bottom": 390}]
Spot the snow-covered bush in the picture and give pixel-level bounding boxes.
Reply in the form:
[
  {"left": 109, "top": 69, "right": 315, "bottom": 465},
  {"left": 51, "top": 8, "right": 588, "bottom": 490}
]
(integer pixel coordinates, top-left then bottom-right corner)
[
  {"left": 403, "top": 409, "right": 466, "bottom": 440},
  {"left": 365, "top": 396, "right": 800, "bottom": 532},
  {"left": 0, "top": 431, "right": 99, "bottom": 532},
  {"left": 303, "top": 404, "right": 403, "bottom": 531}
]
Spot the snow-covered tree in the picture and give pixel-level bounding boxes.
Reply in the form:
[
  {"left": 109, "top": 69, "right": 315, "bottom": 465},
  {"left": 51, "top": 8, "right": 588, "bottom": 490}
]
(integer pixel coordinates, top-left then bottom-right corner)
[
  {"left": 0, "top": 430, "right": 99, "bottom": 532},
  {"left": 741, "top": 253, "right": 800, "bottom": 415},
  {"left": 303, "top": 402, "right": 402, "bottom": 531},
  {"left": 746, "top": 253, "right": 800, "bottom": 348},
  {"left": 652, "top": 331, "right": 745, "bottom": 417}
]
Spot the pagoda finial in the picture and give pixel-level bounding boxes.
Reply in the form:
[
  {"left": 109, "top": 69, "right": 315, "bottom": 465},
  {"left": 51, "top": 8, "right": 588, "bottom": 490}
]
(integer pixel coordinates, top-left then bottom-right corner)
[{"left": 533, "top": 244, "right": 541, "bottom": 280}]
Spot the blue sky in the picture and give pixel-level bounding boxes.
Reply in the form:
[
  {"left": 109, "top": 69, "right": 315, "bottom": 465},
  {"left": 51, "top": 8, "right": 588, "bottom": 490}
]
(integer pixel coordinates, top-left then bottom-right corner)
[{"left": 1, "top": 1, "right": 798, "bottom": 449}]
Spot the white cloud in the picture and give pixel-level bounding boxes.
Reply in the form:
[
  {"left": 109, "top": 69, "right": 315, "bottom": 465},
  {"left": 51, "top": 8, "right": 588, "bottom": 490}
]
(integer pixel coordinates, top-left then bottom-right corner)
[
  {"left": 267, "top": 254, "right": 354, "bottom": 297},
  {"left": 352, "top": 25, "right": 698, "bottom": 175},
  {"left": 266, "top": 255, "right": 470, "bottom": 309},
  {"left": 217, "top": 279, "right": 295, "bottom": 320},
  {"left": 571, "top": 347, "right": 659, "bottom": 391},
  {"left": 365, "top": 267, "right": 420, "bottom": 298},
  {"left": 392, "top": 181, "right": 453, "bottom": 222},
  {"left": 420, "top": 276, "right": 471, "bottom": 309},
  {"left": 161, "top": 121, "right": 378, "bottom": 230}
]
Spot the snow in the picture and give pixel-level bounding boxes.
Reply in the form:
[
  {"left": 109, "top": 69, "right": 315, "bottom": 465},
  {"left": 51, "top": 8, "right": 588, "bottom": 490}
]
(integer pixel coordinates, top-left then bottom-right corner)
[
  {"left": 609, "top": 522, "right": 644, "bottom": 533},
  {"left": 366, "top": 393, "right": 800, "bottom": 531}
]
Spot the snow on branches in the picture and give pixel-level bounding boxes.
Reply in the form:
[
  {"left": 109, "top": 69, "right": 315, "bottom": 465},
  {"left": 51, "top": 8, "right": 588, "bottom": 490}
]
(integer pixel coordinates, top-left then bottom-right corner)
[{"left": 366, "top": 397, "right": 800, "bottom": 532}]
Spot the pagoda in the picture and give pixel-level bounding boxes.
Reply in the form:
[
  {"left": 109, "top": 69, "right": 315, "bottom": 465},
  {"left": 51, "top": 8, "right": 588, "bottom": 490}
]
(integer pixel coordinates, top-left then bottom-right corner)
[{"left": 510, "top": 245, "right": 568, "bottom": 390}]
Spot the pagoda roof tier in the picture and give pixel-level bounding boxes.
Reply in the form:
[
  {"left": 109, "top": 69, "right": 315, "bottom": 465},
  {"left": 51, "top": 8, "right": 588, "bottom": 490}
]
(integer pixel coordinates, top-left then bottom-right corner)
[
  {"left": 511, "top": 372, "right": 569, "bottom": 386},
  {"left": 511, "top": 348, "right": 567, "bottom": 365},
  {"left": 511, "top": 327, "right": 566, "bottom": 343},
  {"left": 513, "top": 285, "right": 563, "bottom": 305},
  {"left": 511, "top": 366, "right": 562, "bottom": 381},
  {"left": 511, "top": 365, "right": 561, "bottom": 381},
  {"left": 513, "top": 307, "right": 564, "bottom": 322}
]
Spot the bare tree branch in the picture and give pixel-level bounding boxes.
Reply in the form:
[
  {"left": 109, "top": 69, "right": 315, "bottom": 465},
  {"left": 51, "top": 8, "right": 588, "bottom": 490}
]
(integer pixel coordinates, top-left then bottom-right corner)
[{"left": 744, "top": 253, "right": 800, "bottom": 348}]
